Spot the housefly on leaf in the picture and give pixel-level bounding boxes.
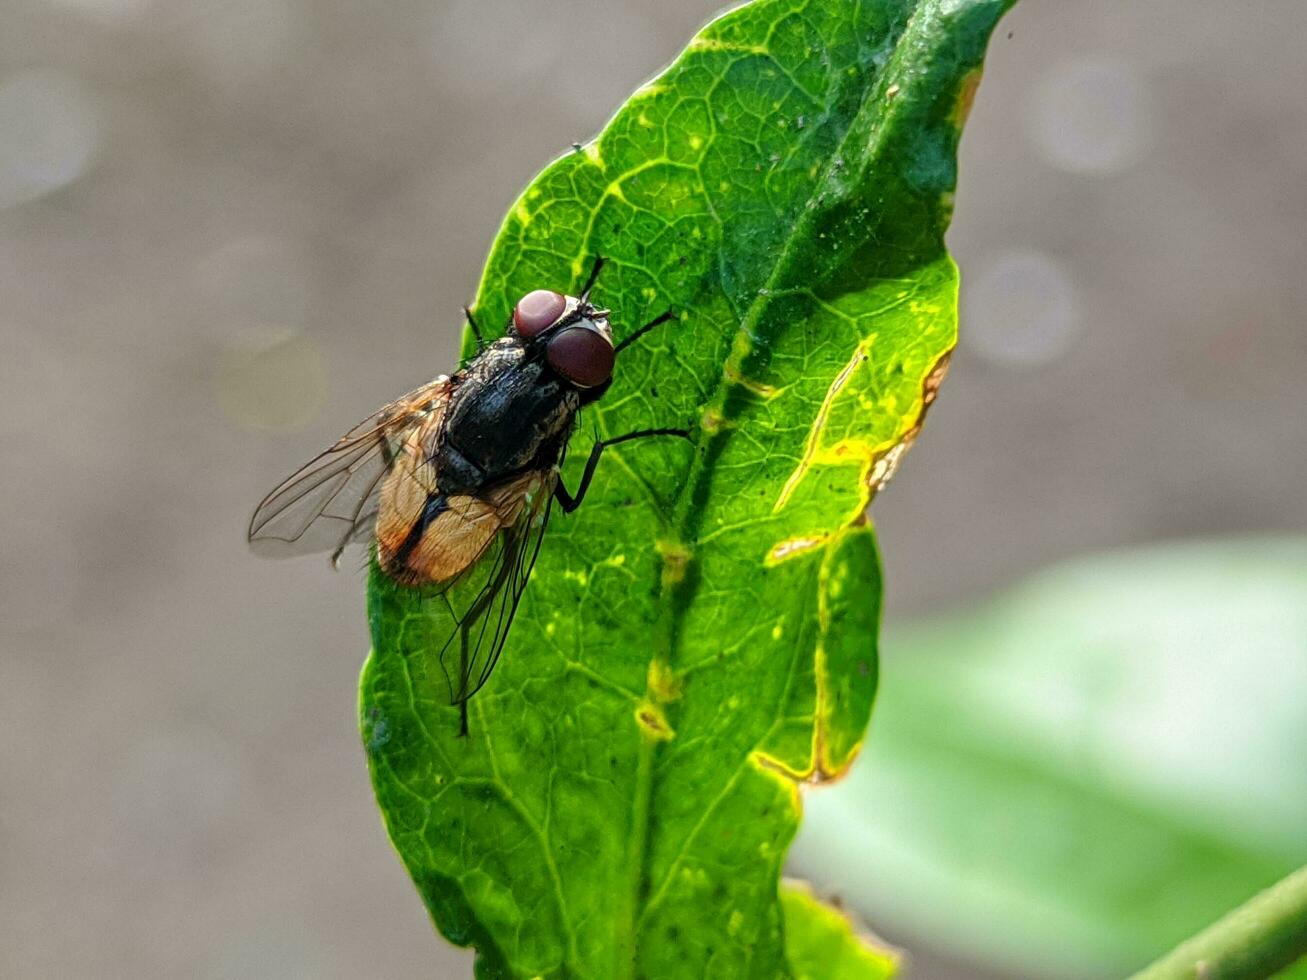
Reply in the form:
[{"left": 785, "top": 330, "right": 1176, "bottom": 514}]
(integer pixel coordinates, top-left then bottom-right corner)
[{"left": 248, "top": 258, "right": 688, "bottom": 735}]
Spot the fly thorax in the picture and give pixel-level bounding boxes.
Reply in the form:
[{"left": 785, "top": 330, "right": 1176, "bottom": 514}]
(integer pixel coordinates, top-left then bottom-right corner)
[{"left": 439, "top": 352, "right": 578, "bottom": 489}]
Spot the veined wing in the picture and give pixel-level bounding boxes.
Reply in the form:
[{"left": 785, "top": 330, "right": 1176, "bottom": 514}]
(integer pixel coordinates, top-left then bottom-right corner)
[
  {"left": 417, "top": 471, "right": 557, "bottom": 723},
  {"left": 248, "top": 377, "right": 452, "bottom": 562}
]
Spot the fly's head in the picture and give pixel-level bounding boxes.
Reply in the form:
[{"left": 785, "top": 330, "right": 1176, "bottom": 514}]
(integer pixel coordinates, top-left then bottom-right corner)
[{"left": 510, "top": 288, "right": 615, "bottom": 404}]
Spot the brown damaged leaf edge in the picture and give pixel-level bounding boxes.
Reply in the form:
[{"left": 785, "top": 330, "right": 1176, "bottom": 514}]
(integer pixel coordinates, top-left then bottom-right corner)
[
  {"left": 758, "top": 344, "right": 952, "bottom": 784},
  {"left": 757, "top": 531, "right": 877, "bottom": 786},
  {"left": 865, "top": 349, "right": 953, "bottom": 505}
]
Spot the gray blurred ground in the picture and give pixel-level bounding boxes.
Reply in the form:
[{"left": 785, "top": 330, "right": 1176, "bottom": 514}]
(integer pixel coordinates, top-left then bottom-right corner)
[{"left": 0, "top": 1, "right": 1303, "bottom": 977}]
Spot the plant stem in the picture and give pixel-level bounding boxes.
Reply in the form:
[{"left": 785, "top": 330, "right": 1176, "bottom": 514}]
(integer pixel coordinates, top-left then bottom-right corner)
[{"left": 1129, "top": 865, "right": 1307, "bottom": 980}]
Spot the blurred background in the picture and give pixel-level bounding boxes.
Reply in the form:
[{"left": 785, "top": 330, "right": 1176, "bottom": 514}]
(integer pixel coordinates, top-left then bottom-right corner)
[{"left": 1, "top": 0, "right": 1303, "bottom": 977}]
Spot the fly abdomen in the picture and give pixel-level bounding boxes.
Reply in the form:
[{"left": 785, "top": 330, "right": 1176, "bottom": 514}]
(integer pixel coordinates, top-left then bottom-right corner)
[{"left": 377, "top": 477, "right": 533, "bottom": 587}]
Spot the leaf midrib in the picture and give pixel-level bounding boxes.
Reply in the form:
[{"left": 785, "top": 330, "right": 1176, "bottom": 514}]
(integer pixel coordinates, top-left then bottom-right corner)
[{"left": 611, "top": 1, "right": 946, "bottom": 975}]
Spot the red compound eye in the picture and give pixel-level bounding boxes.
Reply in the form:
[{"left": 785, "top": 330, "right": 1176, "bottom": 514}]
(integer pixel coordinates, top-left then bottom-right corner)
[
  {"left": 547, "top": 325, "right": 615, "bottom": 388},
  {"left": 512, "top": 289, "right": 566, "bottom": 338}
]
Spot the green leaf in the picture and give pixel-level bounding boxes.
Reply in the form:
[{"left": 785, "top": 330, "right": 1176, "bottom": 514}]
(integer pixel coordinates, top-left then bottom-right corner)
[
  {"left": 792, "top": 537, "right": 1307, "bottom": 979},
  {"left": 359, "top": 0, "right": 1015, "bottom": 976},
  {"left": 782, "top": 881, "right": 900, "bottom": 979}
]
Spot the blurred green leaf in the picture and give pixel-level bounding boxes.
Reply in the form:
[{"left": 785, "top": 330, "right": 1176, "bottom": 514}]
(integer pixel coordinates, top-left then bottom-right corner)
[
  {"left": 360, "top": 0, "right": 1015, "bottom": 975},
  {"left": 782, "top": 880, "right": 900, "bottom": 979},
  {"left": 793, "top": 538, "right": 1307, "bottom": 979}
]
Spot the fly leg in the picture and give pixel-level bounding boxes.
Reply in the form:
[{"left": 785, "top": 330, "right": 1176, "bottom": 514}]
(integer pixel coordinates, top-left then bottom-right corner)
[
  {"left": 554, "top": 428, "right": 690, "bottom": 513},
  {"left": 457, "top": 627, "right": 470, "bottom": 738},
  {"left": 462, "top": 306, "right": 485, "bottom": 349},
  {"left": 615, "top": 310, "right": 676, "bottom": 354}
]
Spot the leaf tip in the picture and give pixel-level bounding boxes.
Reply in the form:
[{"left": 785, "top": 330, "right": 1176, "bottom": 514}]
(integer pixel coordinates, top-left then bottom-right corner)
[{"left": 866, "top": 350, "right": 951, "bottom": 498}]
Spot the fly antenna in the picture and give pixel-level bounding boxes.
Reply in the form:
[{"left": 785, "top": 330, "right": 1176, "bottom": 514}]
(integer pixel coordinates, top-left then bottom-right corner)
[
  {"left": 615, "top": 309, "right": 676, "bottom": 354},
  {"left": 579, "top": 255, "right": 605, "bottom": 304},
  {"left": 463, "top": 306, "right": 485, "bottom": 349}
]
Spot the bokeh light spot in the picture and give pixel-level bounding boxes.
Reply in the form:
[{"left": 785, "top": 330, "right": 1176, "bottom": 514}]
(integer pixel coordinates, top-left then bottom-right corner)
[
  {"left": 0, "top": 69, "right": 102, "bottom": 211},
  {"left": 963, "top": 250, "right": 1080, "bottom": 368},
  {"left": 1028, "top": 56, "right": 1151, "bottom": 176}
]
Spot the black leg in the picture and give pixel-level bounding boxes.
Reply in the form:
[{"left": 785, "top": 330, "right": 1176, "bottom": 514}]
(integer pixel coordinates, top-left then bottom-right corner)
[
  {"left": 463, "top": 306, "right": 485, "bottom": 349},
  {"left": 579, "top": 255, "right": 605, "bottom": 303},
  {"left": 457, "top": 627, "right": 471, "bottom": 737},
  {"left": 554, "top": 427, "right": 690, "bottom": 513},
  {"left": 615, "top": 309, "right": 676, "bottom": 354}
]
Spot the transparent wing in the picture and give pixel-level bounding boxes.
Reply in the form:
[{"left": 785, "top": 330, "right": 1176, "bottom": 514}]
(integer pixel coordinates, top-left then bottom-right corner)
[
  {"left": 424, "top": 475, "right": 556, "bottom": 709},
  {"left": 248, "top": 378, "right": 451, "bottom": 561}
]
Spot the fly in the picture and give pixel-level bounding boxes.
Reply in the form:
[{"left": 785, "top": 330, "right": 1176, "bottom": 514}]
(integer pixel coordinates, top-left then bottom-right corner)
[{"left": 248, "top": 258, "right": 687, "bottom": 734}]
